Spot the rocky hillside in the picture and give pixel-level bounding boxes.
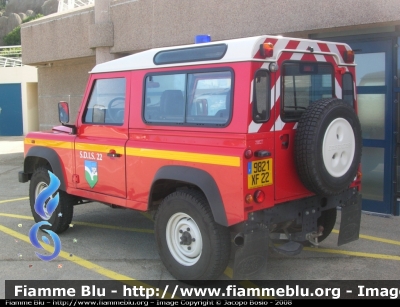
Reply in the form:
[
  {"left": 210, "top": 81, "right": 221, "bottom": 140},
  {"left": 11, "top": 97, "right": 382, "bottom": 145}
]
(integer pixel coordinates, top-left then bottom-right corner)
[{"left": 0, "top": 0, "right": 59, "bottom": 46}]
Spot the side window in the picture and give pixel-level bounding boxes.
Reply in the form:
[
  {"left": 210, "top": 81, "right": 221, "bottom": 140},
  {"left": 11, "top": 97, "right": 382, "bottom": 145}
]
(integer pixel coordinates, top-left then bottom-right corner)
[
  {"left": 253, "top": 70, "right": 270, "bottom": 123},
  {"left": 84, "top": 78, "right": 126, "bottom": 125},
  {"left": 143, "top": 70, "right": 232, "bottom": 126},
  {"left": 187, "top": 71, "right": 232, "bottom": 125},
  {"left": 342, "top": 73, "right": 354, "bottom": 106},
  {"left": 144, "top": 74, "right": 186, "bottom": 123},
  {"left": 282, "top": 62, "right": 333, "bottom": 121}
]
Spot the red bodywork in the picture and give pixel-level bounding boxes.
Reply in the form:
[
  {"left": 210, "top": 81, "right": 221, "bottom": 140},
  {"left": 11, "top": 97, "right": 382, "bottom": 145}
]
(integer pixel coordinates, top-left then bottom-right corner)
[{"left": 24, "top": 39, "right": 361, "bottom": 227}]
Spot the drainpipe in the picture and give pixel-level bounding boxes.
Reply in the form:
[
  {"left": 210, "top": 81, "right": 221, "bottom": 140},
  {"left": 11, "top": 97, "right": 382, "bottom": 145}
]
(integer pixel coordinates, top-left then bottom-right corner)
[{"left": 89, "top": 0, "right": 116, "bottom": 64}]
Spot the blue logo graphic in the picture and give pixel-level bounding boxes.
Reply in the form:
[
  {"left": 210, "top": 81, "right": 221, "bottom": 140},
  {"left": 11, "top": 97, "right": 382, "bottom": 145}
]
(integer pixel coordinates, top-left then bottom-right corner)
[
  {"left": 29, "top": 171, "right": 62, "bottom": 261},
  {"left": 84, "top": 160, "right": 98, "bottom": 188}
]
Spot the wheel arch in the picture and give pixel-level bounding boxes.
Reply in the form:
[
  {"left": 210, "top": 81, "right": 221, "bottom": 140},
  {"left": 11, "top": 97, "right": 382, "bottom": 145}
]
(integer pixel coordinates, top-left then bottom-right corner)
[
  {"left": 24, "top": 146, "right": 67, "bottom": 191},
  {"left": 149, "top": 165, "right": 228, "bottom": 226}
]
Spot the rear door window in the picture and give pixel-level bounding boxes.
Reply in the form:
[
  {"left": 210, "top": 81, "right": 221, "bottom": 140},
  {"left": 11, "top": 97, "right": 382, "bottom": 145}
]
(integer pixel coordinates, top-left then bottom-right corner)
[{"left": 281, "top": 62, "right": 333, "bottom": 121}]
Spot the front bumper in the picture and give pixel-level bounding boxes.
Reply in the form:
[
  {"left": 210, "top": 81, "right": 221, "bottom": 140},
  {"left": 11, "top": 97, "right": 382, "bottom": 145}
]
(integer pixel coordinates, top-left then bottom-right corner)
[{"left": 18, "top": 171, "right": 30, "bottom": 183}]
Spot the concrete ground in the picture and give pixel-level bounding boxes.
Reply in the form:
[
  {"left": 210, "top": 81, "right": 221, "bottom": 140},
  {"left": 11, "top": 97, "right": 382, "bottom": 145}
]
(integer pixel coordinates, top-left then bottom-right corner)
[{"left": 0, "top": 136, "right": 399, "bottom": 299}]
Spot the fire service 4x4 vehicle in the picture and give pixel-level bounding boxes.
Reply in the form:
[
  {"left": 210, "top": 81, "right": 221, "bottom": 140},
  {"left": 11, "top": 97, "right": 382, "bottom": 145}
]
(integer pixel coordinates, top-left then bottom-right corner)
[{"left": 19, "top": 34, "right": 362, "bottom": 281}]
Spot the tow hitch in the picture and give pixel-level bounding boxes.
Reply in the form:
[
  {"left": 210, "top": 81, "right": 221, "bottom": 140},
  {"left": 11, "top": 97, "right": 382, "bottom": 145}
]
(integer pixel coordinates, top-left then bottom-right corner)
[{"left": 306, "top": 226, "right": 324, "bottom": 246}]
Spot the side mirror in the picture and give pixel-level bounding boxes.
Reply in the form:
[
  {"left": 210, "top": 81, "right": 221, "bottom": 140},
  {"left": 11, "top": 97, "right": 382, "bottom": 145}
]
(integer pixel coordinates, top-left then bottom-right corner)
[
  {"left": 147, "top": 81, "right": 160, "bottom": 88},
  {"left": 58, "top": 101, "right": 70, "bottom": 124}
]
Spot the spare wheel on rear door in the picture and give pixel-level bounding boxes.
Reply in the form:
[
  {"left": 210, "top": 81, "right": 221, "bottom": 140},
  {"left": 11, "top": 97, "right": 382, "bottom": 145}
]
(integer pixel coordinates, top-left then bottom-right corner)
[{"left": 295, "top": 98, "right": 362, "bottom": 196}]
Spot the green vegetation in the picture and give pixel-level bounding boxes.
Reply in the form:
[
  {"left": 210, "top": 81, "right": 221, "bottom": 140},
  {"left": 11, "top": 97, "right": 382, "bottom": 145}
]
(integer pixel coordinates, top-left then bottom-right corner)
[
  {"left": 3, "top": 26, "right": 20, "bottom": 45},
  {"left": 3, "top": 14, "right": 44, "bottom": 46},
  {"left": 0, "top": 46, "right": 22, "bottom": 58}
]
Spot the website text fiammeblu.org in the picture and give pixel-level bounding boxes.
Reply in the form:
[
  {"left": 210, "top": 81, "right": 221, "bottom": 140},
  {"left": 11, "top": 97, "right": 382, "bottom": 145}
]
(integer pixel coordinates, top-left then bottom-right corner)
[
  {"left": 160, "top": 284, "right": 400, "bottom": 299},
  {"left": 8, "top": 283, "right": 400, "bottom": 300}
]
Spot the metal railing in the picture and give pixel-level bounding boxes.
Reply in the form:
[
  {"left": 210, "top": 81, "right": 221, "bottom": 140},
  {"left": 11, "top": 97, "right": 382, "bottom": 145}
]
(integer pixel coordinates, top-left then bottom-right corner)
[
  {"left": 0, "top": 45, "right": 22, "bottom": 67},
  {"left": 58, "top": 0, "right": 95, "bottom": 12}
]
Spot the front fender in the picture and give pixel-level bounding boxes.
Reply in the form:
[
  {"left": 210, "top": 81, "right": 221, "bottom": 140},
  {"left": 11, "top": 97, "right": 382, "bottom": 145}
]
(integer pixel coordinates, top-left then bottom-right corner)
[{"left": 24, "top": 146, "right": 67, "bottom": 191}]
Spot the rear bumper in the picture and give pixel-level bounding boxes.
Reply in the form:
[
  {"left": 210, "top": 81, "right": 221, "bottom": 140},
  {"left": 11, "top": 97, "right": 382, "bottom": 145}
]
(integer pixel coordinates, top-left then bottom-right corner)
[
  {"left": 250, "top": 187, "right": 361, "bottom": 242},
  {"left": 232, "top": 188, "right": 362, "bottom": 279}
]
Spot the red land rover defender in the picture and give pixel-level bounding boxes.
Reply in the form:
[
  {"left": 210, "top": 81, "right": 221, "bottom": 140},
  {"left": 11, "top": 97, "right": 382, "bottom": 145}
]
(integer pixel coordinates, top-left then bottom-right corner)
[{"left": 19, "top": 35, "right": 362, "bottom": 280}]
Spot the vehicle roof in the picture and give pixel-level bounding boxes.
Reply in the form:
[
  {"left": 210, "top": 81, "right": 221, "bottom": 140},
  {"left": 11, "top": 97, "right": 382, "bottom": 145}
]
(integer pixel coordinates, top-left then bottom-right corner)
[{"left": 90, "top": 35, "right": 353, "bottom": 74}]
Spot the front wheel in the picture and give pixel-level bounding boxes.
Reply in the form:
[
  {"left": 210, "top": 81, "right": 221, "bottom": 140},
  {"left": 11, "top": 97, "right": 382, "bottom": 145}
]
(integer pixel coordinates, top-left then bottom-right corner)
[
  {"left": 154, "top": 190, "right": 230, "bottom": 280},
  {"left": 29, "top": 167, "right": 75, "bottom": 234}
]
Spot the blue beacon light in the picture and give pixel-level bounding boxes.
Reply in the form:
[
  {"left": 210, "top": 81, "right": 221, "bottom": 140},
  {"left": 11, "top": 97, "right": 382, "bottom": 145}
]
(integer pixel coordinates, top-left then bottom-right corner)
[{"left": 195, "top": 35, "right": 211, "bottom": 44}]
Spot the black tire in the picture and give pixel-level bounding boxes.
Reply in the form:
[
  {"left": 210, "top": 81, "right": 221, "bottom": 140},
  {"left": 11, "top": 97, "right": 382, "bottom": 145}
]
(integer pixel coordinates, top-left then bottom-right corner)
[
  {"left": 317, "top": 208, "right": 337, "bottom": 243},
  {"left": 29, "top": 167, "right": 75, "bottom": 234},
  {"left": 295, "top": 98, "right": 362, "bottom": 195},
  {"left": 154, "top": 190, "right": 230, "bottom": 281}
]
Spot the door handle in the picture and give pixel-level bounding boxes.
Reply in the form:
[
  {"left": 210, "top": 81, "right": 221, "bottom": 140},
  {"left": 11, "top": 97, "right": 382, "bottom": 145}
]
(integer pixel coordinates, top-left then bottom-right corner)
[
  {"left": 0, "top": 107, "right": 2, "bottom": 114},
  {"left": 107, "top": 149, "right": 121, "bottom": 158},
  {"left": 280, "top": 134, "right": 289, "bottom": 149}
]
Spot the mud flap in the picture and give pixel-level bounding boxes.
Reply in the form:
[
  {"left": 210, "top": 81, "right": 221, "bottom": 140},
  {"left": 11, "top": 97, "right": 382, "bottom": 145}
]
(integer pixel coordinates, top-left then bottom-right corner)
[
  {"left": 338, "top": 193, "right": 362, "bottom": 246},
  {"left": 233, "top": 228, "right": 269, "bottom": 280}
]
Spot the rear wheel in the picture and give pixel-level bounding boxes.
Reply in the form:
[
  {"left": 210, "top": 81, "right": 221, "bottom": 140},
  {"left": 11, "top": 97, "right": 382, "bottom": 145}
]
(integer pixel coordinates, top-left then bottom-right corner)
[
  {"left": 154, "top": 190, "right": 230, "bottom": 280},
  {"left": 29, "top": 167, "right": 74, "bottom": 234}
]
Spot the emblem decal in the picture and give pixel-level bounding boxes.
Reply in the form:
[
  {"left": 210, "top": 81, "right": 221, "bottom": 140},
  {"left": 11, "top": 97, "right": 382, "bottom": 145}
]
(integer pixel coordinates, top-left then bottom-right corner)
[{"left": 85, "top": 160, "right": 98, "bottom": 188}]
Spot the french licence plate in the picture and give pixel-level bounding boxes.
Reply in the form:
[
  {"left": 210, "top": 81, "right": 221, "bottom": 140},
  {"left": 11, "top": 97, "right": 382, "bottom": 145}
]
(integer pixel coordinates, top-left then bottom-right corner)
[{"left": 247, "top": 158, "right": 273, "bottom": 189}]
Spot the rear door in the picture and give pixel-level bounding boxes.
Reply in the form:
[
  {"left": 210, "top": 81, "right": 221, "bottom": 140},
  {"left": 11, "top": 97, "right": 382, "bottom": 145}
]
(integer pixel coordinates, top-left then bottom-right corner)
[
  {"left": 274, "top": 53, "right": 336, "bottom": 201},
  {"left": 74, "top": 73, "right": 130, "bottom": 198}
]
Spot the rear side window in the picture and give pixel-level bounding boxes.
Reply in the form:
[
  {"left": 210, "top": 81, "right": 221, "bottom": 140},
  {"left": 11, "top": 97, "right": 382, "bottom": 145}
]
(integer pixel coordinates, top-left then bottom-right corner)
[
  {"left": 154, "top": 44, "right": 227, "bottom": 65},
  {"left": 83, "top": 78, "right": 126, "bottom": 125},
  {"left": 253, "top": 70, "right": 270, "bottom": 123},
  {"left": 144, "top": 70, "right": 232, "bottom": 127},
  {"left": 281, "top": 62, "right": 333, "bottom": 121},
  {"left": 342, "top": 73, "right": 354, "bottom": 106}
]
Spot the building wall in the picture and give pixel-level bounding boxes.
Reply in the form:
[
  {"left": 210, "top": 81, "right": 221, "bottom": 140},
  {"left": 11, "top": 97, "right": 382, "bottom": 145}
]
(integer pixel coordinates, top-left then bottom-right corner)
[
  {"left": 21, "top": 0, "right": 400, "bottom": 63},
  {"left": 0, "top": 65, "right": 38, "bottom": 134},
  {"left": 21, "top": 5, "right": 95, "bottom": 65},
  {"left": 110, "top": 0, "right": 400, "bottom": 53},
  {"left": 37, "top": 57, "right": 96, "bottom": 131}
]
